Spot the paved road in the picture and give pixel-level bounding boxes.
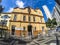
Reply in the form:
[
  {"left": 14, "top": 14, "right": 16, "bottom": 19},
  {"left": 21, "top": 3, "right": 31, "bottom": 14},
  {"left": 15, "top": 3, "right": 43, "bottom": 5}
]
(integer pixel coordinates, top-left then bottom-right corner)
[{"left": 0, "top": 37, "right": 28, "bottom": 45}]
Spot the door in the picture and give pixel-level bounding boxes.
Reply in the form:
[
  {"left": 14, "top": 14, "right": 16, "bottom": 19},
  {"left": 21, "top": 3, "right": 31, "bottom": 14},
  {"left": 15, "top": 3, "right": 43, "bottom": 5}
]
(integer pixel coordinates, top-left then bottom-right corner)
[
  {"left": 28, "top": 25, "right": 32, "bottom": 36},
  {"left": 11, "top": 25, "right": 15, "bottom": 35},
  {"left": 42, "top": 26, "right": 44, "bottom": 32}
]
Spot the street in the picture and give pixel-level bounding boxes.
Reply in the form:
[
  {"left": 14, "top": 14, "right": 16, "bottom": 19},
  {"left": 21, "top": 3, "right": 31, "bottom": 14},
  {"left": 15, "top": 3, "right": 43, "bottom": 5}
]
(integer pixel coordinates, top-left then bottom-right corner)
[{"left": 0, "top": 31, "right": 60, "bottom": 45}]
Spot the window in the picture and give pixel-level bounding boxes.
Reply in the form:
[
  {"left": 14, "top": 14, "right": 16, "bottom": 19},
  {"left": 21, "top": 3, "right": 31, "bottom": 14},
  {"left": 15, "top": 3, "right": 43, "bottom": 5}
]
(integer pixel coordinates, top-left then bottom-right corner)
[
  {"left": 11, "top": 25, "right": 15, "bottom": 35},
  {"left": 42, "top": 26, "right": 44, "bottom": 31},
  {"left": 33, "top": 16, "right": 35, "bottom": 22},
  {"left": 1, "top": 20, "right": 7, "bottom": 26},
  {"left": 23, "top": 16, "right": 26, "bottom": 21},
  {"left": 1, "top": 15, "right": 10, "bottom": 19},
  {"left": 23, "top": 27, "right": 25, "bottom": 31},
  {"left": 34, "top": 27, "right": 36, "bottom": 31},
  {"left": 12, "top": 25, "right": 15, "bottom": 30},
  {"left": 28, "top": 16, "right": 31, "bottom": 22},
  {"left": 13, "top": 15, "right": 17, "bottom": 21},
  {"left": 40, "top": 18, "right": 42, "bottom": 22},
  {"left": 35, "top": 27, "right": 36, "bottom": 30},
  {"left": 35, "top": 11, "right": 37, "bottom": 13}
]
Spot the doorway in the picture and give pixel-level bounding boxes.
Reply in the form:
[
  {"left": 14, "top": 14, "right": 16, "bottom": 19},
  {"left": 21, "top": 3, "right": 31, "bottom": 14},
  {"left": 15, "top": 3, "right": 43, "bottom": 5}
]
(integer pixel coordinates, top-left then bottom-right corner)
[
  {"left": 42, "top": 26, "right": 44, "bottom": 32},
  {"left": 28, "top": 25, "right": 32, "bottom": 36},
  {"left": 11, "top": 25, "right": 15, "bottom": 35}
]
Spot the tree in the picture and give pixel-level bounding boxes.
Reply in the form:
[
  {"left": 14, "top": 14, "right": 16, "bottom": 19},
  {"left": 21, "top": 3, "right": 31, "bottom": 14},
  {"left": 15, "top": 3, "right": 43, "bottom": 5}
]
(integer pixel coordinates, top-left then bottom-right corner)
[
  {"left": 46, "top": 18, "right": 57, "bottom": 30},
  {"left": 46, "top": 18, "right": 52, "bottom": 28},
  {"left": 52, "top": 18, "right": 57, "bottom": 28}
]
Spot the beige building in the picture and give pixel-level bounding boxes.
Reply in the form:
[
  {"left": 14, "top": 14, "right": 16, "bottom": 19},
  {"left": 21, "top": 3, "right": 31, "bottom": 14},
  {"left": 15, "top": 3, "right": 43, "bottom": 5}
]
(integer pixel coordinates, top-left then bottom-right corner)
[{"left": 0, "top": 7, "right": 47, "bottom": 37}]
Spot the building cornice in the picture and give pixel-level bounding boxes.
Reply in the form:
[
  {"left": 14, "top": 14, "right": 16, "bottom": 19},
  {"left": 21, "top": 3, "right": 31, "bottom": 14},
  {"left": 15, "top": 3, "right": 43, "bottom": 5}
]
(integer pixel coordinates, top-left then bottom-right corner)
[
  {"left": 1, "top": 12, "right": 43, "bottom": 18},
  {"left": 14, "top": 6, "right": 40, "bottom": 10},
  {"left": 10, "top": 20, "right": 45, "bottom": 24}
]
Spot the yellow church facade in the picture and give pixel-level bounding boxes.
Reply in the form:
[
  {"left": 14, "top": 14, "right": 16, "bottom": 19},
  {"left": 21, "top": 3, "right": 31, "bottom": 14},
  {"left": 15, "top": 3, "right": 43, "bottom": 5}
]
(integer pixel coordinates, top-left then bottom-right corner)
[{"left": 0, "top": 7, "right": 47, "bottom": 37}]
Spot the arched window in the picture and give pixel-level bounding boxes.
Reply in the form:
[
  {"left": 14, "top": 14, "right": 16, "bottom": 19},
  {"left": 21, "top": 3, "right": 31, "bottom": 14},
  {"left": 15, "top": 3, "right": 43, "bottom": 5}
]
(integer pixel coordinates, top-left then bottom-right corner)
[{"left": 1, "top": 15, "right": 10, "bottom": 19}]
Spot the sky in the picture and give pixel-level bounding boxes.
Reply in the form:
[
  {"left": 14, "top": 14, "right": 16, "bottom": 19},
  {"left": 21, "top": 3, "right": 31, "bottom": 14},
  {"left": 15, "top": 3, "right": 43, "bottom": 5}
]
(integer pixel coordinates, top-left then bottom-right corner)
[{"left": 1, "top": 0, "right": 56, "bottom": 21}]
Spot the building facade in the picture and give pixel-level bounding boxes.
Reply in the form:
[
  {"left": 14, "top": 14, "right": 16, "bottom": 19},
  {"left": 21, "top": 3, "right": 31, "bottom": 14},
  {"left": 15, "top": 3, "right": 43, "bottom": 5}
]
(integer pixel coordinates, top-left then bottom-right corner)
[
  {"left": 55, "top": 0, "right": 60, "bottom": 5},
  {"left": 52, "top": 1, "right": 60, "bottom": 26},
  {"left": 0, "top": 7, "right": 47, "bottom": 37}
]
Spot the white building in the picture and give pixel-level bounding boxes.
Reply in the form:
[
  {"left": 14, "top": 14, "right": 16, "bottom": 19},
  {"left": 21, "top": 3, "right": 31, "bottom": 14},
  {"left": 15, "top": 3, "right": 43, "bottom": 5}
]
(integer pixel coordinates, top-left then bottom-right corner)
[
  {"left": 52, "top": 2, "right": 60, "bottom": 26},
  {"left": 42, "top": 5, "right": 52, "bottom": 20}
]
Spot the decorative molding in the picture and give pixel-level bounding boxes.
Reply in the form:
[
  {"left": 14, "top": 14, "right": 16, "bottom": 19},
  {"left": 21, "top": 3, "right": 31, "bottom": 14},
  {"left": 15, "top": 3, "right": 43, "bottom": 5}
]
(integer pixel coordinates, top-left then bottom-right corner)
[
  {"left": 1, "top": 12, "right": 43, "bottom": 18},
  {"left": 10, "top": 20, "right": 45, "bottom": 24}
]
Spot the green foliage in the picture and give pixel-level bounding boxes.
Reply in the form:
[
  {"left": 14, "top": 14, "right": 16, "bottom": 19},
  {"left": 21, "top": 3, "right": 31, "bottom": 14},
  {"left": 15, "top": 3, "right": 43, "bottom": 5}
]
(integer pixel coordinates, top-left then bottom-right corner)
[
  {"left": 46, "top": 18, "right": 57, "bottom": 28},
  {"left": 52, "top": 18, "right": 57, "bottom": 26},
  {"left": 46, "top": 18, "right": 52, "bottom": 28}
]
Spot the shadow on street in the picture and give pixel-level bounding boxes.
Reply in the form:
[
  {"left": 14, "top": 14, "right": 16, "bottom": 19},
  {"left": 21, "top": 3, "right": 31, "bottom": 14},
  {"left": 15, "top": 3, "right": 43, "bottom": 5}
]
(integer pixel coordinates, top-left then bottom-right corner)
[{"left": 0, "top": 37, "right": 27, "bottom": 45}]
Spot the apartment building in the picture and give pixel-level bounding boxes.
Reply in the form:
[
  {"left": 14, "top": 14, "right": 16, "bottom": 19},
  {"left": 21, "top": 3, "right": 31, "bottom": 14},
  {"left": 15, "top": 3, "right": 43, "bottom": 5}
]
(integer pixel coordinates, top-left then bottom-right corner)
[{"left": 52, "top": 0, "right": 60, "bottom": 26}]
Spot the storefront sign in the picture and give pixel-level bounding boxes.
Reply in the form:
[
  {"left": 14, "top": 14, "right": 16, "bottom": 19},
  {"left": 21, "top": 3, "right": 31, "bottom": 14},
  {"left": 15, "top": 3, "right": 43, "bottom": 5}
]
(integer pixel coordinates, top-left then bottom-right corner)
[{"left": 15, "top": 27, "right": 23, "bottom": 30}]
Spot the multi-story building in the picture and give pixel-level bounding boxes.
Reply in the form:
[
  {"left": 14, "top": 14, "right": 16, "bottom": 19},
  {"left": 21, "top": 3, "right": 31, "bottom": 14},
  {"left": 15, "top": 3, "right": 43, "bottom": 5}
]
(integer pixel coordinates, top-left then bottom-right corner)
[
  {"left": 55, "top": 0, "right": 60, "bottom": 5},
  {"left": 0, "top": 7, "right": 47, "bottom": 37},
  {"left": 52, "top": 0, "right": 60, "bottom": 26}
]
